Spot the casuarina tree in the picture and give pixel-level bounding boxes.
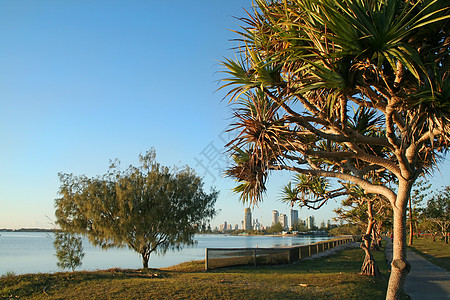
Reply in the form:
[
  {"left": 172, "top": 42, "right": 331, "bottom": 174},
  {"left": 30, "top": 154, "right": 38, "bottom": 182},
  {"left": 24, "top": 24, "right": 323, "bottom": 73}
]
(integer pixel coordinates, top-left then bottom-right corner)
[
  {"left": 220, "top": 1, "right": 449, "bottom": 298},
  {"left": 55, "top": 149, "right": 218, "bottom": 268},
  {"left": 54, "top": 231, "right": 84, "bottom": 272}
]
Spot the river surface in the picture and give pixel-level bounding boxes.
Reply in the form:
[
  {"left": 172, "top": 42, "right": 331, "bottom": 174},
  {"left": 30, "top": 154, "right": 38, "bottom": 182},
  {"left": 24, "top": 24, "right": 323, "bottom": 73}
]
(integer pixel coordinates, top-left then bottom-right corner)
[{"left": 0, "top": 232, "right": 331, "bottom": 275}]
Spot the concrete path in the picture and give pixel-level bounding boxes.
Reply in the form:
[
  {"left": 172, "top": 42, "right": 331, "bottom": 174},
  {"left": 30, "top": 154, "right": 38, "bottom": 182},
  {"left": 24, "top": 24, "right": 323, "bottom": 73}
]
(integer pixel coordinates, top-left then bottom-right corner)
[{"left": 384, "top": 237, "right": 450, "bottom": 299}]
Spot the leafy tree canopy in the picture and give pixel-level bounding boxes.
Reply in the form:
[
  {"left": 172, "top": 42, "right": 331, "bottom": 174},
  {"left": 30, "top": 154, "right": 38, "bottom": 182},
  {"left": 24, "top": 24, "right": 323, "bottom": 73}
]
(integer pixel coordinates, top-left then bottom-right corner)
[
  {"left": 267, "top": 222, "right": 284, "bottom": 233},
  {"left": 221, "top": 0, "right": 449, "bottom": 298},
  {"left": 55, "top": 149, "right": 218, "bottom": 268}
]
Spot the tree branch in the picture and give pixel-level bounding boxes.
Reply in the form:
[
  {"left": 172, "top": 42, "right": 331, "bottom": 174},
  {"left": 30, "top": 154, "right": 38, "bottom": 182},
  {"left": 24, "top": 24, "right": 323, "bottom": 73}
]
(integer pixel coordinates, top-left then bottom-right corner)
[{"left": 277, "top": 165, "right": 397, "bottom": 206}]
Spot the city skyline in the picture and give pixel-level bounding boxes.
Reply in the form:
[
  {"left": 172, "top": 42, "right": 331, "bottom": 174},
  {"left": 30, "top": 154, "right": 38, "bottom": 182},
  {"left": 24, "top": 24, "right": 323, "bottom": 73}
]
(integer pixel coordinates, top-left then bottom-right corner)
[{"left": 215, "top": 207, "right": 329, "bottom": 231}]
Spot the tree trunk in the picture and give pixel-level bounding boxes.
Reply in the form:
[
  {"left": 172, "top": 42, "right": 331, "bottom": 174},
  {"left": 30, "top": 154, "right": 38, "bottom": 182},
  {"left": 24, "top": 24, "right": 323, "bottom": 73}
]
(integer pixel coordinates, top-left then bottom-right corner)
[
  {"left": 441, "top": 230, "right": 449, "bottom": 244},
  {"left": 386, "top": 199, "right": 410, "bottom": 299},
  {"left": 408, "top": 196, "right": 413, "bottom": 246},
  {"left": 372, "top": 223, "right": 382, "bottom": 250},
  {"left": 142, "top": 255, "right": 149, "bottom": 268},
  {"left": 360, "top": 202, "right": 380, "bottom": 276},
  {"left": 141, "top": 251, "right": 150, "bottom": 269}
]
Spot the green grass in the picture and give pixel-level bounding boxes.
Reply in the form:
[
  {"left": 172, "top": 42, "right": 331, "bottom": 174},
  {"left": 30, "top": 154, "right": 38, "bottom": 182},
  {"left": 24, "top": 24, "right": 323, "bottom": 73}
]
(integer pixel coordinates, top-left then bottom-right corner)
[
  {"left": 0, "top": 243, "right": 399, "bottom": 299},
  {"left": 408, "top": 236, "right": 450, "bottom": 271}
]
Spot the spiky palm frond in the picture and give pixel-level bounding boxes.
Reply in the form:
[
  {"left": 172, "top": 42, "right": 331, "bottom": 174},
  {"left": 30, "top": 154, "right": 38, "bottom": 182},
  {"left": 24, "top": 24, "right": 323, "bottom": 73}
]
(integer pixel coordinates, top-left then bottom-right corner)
[{"left": 221, "top": 0, "right": 450, "bottom": 206}]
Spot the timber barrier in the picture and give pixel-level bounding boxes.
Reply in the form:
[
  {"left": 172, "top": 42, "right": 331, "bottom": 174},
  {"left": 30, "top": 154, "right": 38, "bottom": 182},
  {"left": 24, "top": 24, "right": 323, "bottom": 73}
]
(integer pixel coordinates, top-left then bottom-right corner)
[{"left": 205, "top": 236, "right": 354, "bottom": 270}]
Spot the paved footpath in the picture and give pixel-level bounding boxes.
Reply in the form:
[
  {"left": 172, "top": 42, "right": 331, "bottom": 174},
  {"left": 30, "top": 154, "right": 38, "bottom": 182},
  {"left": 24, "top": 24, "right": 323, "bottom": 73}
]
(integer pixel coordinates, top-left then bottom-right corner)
[{"left": 384, "top": 237, "right": 450, "bottom": 299}]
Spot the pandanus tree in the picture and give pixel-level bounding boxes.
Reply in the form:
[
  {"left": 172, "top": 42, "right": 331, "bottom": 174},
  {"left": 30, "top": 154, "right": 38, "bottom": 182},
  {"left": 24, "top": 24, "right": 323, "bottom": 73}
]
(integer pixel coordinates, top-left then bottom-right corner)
[
  {"left": 334, "top": 185, "right": 392, "bottom": 277},
  {"left": 221, "top": 1, "right": 449, "bottom": 298}
]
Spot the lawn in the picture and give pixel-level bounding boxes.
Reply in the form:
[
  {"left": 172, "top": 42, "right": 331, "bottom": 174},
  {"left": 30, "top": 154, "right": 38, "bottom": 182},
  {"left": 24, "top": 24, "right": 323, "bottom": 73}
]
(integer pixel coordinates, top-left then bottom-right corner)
[
  {"left": 1, "top": 243, "right": 398, "bottom": 299},
  {"left": 408, "top": 235, "right": 450, "bottom": 271}
]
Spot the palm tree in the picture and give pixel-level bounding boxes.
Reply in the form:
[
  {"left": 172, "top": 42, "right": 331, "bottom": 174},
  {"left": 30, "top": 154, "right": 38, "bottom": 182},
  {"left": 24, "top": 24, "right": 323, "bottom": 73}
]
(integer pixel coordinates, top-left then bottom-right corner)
[{"left": 221, "top": 1, "right": 449, "bottom": 299}]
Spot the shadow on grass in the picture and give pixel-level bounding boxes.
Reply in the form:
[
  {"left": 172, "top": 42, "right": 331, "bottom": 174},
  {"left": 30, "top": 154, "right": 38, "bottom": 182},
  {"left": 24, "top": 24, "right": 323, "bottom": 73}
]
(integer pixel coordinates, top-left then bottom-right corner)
[
  {"left": 408, "top": 247, "right": 450, "bottom": 271},
  {"left": 213, "top": 245, "right": 389, "bottom": 276},
  {"left": 0, "top": 268, "right": 168, "bottom": 298}
]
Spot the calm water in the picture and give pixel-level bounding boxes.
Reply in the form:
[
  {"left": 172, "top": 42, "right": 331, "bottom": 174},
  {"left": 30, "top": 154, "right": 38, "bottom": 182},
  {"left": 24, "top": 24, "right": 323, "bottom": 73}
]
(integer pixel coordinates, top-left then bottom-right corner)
[{"left": 0, "top": 232, "right": 330, "bottom": 275}]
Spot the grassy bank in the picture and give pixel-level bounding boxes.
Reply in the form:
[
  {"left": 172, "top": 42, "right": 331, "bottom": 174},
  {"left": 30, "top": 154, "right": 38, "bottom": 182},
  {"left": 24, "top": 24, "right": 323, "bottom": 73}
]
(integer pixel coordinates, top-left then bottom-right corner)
[
  {"left": 1, "top": 243, "right": 394, "bottom": 299},
  {"left": 408, "top": 236, "right": 450, "bottom": 271}
]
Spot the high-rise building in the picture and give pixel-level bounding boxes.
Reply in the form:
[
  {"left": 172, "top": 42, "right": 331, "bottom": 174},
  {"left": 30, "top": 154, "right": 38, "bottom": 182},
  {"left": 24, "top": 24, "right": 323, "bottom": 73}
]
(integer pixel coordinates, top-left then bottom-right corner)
[
  {"left": 306, "top": 216, "right": 315, "bottom": 230},
  {"left": 279, "top": 213, "right": 288, "bottom": 230},
  {"left": 244, "top": 208, "right": 252, "bottom": 231},
  {"left": 290, "top": 209, "right": 299, "bottom": 228},
  {"left": 253, "top": 218, "right": 261, "bottom": 231},
  {"left": 272, "top": 210, "right": 279, "bottom": 225}
]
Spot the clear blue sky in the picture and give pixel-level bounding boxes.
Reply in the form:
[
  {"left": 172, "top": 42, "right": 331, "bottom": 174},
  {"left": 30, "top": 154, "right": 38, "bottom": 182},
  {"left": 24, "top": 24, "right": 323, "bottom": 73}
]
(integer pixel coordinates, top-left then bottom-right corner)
[{"left": 1, "top": 1, "right": 448, "bottom": 230}]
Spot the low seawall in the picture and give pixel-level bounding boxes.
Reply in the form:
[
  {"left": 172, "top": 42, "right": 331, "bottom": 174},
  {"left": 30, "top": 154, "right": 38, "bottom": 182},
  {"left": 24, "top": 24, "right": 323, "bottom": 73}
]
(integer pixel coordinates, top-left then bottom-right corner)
[{"left": 205, "top": 236, "right": 355, "bottom": 270}]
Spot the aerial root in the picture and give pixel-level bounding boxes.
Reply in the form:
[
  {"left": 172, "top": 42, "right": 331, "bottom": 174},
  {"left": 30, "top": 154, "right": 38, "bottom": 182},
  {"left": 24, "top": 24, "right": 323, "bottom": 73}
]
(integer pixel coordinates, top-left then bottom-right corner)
[{"left": 361, "top": 254, "right": 381, "bottom": 277}]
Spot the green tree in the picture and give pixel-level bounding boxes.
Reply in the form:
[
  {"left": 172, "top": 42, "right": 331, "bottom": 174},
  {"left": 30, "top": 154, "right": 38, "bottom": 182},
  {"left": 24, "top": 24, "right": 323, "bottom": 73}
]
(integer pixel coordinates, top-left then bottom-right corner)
[
  {"left": 54, "top": 231, "right": 84, "bottom": 272},
  {"left": 221, "top": 1, "right": 449, "bottom": 298},
  {"left": 408, "top": 179, "right": 431, "bottom": 245},
  {"left": 417, "top": 217, "right": 440, "bottom": 241},
  {"left": 291, "top": 220, "right": 307, "bottom": 232},
  {"left": 267, "top": 222, "right": 284, "bottom": 234},
  {"left": 422, "top": 185, "right": 450, "bottom": 244},
  {"left": 329, "top": 224, "right": 361, "bottom": 236},
  {"left": 319, "top": 221, "right": 327, "bottom": 230},
  {"left": 55, "top": 149, "right": 218, "bottom": 268}
]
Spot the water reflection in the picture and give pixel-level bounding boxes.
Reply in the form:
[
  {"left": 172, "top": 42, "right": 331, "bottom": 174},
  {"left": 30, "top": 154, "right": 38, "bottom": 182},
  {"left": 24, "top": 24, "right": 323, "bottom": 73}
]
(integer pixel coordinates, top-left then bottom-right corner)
[{"left": 0, "top": 232, "right": 332, "bottom": 275}]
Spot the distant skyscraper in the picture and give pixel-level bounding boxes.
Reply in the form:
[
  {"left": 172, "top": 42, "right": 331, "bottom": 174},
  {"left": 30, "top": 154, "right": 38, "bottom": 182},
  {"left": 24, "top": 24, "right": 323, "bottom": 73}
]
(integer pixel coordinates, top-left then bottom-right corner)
[
  {"left": 290, "top": 209, "right": 299, "bottom": 228},
  {"left": 253, "top": 218, "right": 261, "bottom": 231},
  {"left": 306, "top": 216, "right": 315, "bottom": 230},
  {"left": 279, "top": 213, "right": 288, "bottom": 230},
  {"left": 244, "top": 208, "right": 252, "bottom": 231},
  {"left": 272, "top": 210, "right": 279, "bottom": 225}
]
